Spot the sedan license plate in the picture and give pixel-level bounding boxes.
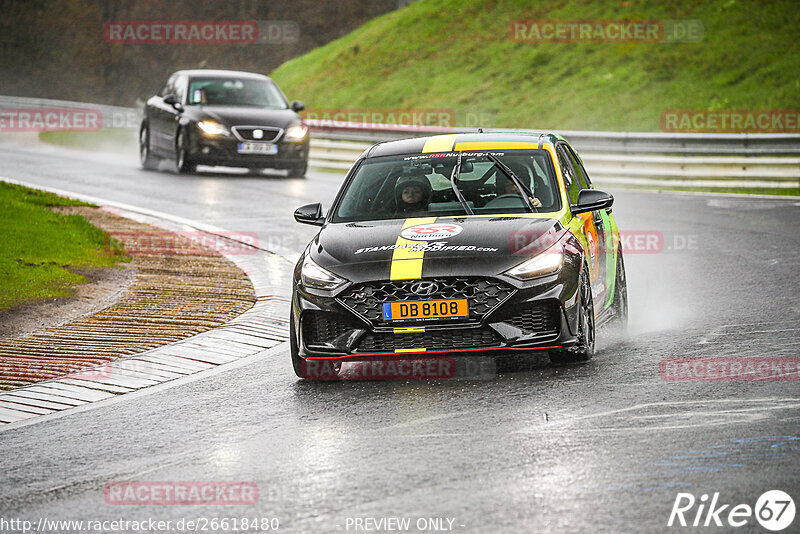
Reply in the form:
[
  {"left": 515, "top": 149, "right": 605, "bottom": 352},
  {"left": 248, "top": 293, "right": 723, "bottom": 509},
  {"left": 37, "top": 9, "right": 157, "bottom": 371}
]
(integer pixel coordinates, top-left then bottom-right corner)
[
  {"left": 237, "top": 142, "right": 278, "bottom": 155},
  {"left": 382, "top": 299, "right": 468, "bottom": 321}
]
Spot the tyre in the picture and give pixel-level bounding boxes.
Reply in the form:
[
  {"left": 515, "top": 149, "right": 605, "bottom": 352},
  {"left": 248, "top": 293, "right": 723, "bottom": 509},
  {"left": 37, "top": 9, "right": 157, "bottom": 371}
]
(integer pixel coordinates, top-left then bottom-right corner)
[
  {"left": 550, "top": 265, "right": 595, "bottom": 364},
  {"left": 288, "top": 160, "right": 308, "bottom": 178},
  {"left": 290, "top": 319, "right": 341, "bottom": 380},
  {"left": 175, "top": 129, "right": 196, "bottom": 174},
  {"left": 611, "top": 248, "right": 628, "bottom": 334},
  {"left": 139, "top": 126, "right": 161, "bottom": 170}
]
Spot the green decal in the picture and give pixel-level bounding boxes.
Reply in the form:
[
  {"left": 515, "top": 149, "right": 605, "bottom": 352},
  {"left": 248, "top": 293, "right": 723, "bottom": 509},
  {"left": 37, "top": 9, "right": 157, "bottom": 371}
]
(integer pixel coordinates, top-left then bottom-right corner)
[{"left": 603, "top": 211, "right": 619, "bottom": 308}]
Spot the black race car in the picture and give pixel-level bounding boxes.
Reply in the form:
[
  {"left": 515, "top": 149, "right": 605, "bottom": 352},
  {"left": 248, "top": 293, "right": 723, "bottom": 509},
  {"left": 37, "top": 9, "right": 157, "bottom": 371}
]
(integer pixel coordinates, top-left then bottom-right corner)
[
  {"left": 291, "top": 132, "right": 628, "bottom": 379},
  {"left": 139, "top": 69, "right": 309, "bottom": 176}
]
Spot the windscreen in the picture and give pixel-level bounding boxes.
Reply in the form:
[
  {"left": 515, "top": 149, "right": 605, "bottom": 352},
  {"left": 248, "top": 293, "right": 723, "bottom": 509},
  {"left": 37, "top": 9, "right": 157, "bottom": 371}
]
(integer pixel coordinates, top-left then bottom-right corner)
[
  {"left": 187, "top": 78, "right": 287, "bottom": 108},
  {"left": 332, "top": 150, "right": 561, "bottom": 223}
]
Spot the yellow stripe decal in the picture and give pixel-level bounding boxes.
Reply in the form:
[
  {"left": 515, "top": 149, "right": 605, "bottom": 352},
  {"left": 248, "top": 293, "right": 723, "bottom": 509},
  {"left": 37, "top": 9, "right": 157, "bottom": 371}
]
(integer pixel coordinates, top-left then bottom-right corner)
[
  {"left": 389, "top": 217, "right": 436, "bottom": 281},
  {"left": 454, "top": 141, "right": 541, "bottom": 151},
  {"left": 395, "top": 348, "right": 427, "bottom": 353},
  {"left": 393, "top": 326, "right": 426, "bottom": 333},
  {"left": 422, "top": 134, "right": 459, "bottom": 153}
]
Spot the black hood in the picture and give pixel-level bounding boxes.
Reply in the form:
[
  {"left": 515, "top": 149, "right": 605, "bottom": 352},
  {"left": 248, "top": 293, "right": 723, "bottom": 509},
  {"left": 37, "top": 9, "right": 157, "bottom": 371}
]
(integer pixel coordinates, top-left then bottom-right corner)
[
  {"left": 188, "top": 106, "right": 299, "bottom": 128},
  {"left": 307, "top": 216, "right": 567, "bottom": 282}
]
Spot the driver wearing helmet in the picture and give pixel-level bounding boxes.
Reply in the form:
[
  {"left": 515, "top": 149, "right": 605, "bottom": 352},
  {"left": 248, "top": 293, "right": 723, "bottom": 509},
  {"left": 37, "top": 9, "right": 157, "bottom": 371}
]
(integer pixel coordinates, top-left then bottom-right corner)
[
  {"left": 493, "top": 161, "right": 543, "bottom": 208},
  {"left": 395, "top": 170, "right": 432, "bottom": 215}
]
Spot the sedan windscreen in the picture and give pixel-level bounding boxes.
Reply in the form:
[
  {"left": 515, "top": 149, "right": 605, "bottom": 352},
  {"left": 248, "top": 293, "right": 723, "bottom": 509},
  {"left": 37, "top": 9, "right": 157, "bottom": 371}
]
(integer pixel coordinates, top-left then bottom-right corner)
[
  {"left": 187, "top": 78, "right": 287, "bottom": 108},
  {"left": 332, "top": 150, "right": 561, "bottom": 223}
]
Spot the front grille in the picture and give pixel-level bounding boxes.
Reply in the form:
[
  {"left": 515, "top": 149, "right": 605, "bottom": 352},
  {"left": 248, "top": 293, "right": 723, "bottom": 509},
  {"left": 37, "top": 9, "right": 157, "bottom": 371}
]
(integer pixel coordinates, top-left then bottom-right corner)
[
  {"left": 504, "top": 302, "right": 560, "bottom": 337},
  {"left": 356, "top": 327, "right": 502, "bottom": 353},
  {"left": 338, "top": 278, "right": 515, "bottom": 325},
  {"left": 302, "top": 311, "right": 358, "bottom": 347},
  {"left": 232, "top": 126, "right": 281, "bottom": 142}
]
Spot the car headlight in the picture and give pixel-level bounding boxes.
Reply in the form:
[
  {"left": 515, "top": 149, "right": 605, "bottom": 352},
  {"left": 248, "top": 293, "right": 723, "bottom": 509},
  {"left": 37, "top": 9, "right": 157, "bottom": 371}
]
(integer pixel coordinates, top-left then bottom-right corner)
[
  {"left": 285, "top": 125, "right": 308, "bottom": 139},
  {"left": 505, "top": 241, "right": 565, "bottom": 280},
  {"left": 301, "top": 255, "right": 347, "bottom": 291},
  {"left": 197, "top": 120, "right": 230, "bottom": 137}
]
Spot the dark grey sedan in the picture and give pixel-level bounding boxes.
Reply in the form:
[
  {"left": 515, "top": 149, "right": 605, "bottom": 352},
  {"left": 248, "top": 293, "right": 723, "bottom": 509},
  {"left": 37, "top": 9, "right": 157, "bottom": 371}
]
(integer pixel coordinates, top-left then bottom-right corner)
[{"left": 139, "top": 69, "right": 309, "bottom": 176}]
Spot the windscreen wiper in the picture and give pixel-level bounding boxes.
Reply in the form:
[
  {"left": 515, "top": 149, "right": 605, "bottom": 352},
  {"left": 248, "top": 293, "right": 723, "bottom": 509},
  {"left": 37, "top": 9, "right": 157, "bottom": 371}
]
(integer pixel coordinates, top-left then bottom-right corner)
[
  {"left": 486, "top": 153, "right": 538, "bottom": 212},
  {"left": 449, "top": 152, "right": 474, "bottom": 215}
]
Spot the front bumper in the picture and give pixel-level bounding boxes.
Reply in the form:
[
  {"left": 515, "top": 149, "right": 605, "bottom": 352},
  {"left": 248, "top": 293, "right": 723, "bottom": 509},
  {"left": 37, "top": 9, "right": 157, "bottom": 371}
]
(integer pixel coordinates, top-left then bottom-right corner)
[
  {"left": 188, "top": 129, "right": 308, "bottom": 168},
  {"left": 291, "top": 270, "right": 583, "bottom": 362}
]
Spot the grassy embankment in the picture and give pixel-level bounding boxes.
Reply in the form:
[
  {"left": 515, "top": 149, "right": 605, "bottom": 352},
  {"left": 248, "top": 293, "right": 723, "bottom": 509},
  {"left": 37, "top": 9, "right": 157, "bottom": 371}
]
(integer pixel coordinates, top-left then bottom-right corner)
[
  {"left": 0, "top": 182, "right": 127, "bottom": 311},
  {"left": 270, "top": 0, "right": 800, "bottom": 195},
  {"left": 271, "top": 0, "right": 800, "bottom": 131}
]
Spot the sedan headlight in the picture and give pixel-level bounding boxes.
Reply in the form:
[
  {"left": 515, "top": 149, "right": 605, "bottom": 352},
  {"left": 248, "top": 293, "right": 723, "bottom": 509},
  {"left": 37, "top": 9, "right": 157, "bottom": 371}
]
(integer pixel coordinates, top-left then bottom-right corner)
[
  {"left": 285, "top": 124, "right": 308, "bottom": 139},
  {"left": 301, "top": 256, "right": 347, "bottom": 291},
  {"left": 197, "top": 120, "right": 230, "bottom": 137},
  {"left": 505, "top": 241, "right": 565, "bottom": 280}
]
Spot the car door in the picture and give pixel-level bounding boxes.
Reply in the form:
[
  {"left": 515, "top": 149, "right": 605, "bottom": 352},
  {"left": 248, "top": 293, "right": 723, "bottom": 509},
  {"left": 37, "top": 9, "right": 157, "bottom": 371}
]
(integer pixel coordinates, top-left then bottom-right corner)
[
  {"left": 149, "top": 74, "right": 180, "bottom": 154},
  {"left": 165, "top": 75, "right": 188, "bottom": 157},
  {"left": 556, "top": 143, "right": 608, "bottom": 305},
  {"left": 567, "top": 144, "right": 616, "bottom": 308}
]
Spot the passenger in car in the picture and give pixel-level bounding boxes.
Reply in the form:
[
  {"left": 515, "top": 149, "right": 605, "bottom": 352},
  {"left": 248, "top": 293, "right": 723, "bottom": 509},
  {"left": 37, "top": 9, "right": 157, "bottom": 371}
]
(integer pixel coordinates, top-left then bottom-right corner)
[{"left": 395, "top": 175, "right": 432, "bottom": 215}]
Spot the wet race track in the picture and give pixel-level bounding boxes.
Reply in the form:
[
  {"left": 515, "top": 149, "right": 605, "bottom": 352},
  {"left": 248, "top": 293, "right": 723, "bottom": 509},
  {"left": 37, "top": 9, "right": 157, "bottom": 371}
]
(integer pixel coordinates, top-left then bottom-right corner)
[{"left": 1, "top": 141, "right": 799, "bottom": 532}]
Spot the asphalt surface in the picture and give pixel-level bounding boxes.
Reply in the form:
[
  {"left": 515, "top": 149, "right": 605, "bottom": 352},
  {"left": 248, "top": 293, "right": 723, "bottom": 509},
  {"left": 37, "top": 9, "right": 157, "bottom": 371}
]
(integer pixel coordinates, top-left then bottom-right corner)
[{"left": 1, "top": 140, "right": 800, "bottom": 533}]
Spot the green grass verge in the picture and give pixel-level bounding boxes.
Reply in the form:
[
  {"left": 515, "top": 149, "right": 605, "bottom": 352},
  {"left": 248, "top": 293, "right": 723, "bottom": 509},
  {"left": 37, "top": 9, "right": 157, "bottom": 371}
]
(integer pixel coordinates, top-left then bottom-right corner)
[
  {"left": 39, "top": 128, "right": 137, "bottom": 152},
  {"left": 0, "top": 182, "right": 128, "bottom": 311},
  {"left": 271, "top": 0, "right": 800, "bottom": 131}
]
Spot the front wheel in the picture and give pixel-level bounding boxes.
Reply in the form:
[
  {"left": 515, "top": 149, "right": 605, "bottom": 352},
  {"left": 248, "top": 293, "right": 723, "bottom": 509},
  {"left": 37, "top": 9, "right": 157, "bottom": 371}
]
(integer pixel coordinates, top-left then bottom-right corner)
[
  {"left": 550, "top": 265, "right": 595, "bottom": 364},
  {"left": 288, "top": 160, "right": 308, "bottom": 178},
  {"left": 175, "top": 129, "right": 196, "bottom": 174},
  {"left": 139, "top": 126, "right": 161, "bottom": 170}
]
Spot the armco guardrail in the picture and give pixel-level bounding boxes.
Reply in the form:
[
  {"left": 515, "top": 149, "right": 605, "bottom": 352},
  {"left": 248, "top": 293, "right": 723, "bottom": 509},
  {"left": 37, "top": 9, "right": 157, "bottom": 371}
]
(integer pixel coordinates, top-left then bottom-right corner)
[
  {"left": 305, "top": 120, "right": 800, "bottom": 155},
  {"left": 306, "top": 120, "right": 800, "bottom": 188},
  {"left": 1, "top": 96, "right": 798, "bottom": 188}
]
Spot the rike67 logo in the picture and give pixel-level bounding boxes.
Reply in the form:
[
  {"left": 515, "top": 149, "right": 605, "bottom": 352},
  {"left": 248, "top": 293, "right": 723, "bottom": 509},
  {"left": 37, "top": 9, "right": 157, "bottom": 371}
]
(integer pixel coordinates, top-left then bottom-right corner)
[{"left": 668, "top": 490, "right": 795, "bottom": 531}]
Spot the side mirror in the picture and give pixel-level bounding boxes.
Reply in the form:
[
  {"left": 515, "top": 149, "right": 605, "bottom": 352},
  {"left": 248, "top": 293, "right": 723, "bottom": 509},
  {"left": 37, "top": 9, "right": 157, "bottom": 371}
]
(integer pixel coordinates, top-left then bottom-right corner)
[
  {"left": 294, "top": 202, "right": 325, "bottom": 226},
  {"left": 163, "top": 94, "right": 182, "bottom": 110},
  {"left": 571, "top": 189, "right": 614, "bottom": 215},
  {"left": 291, "top": 100, "right": 305, "bottom": 113}
]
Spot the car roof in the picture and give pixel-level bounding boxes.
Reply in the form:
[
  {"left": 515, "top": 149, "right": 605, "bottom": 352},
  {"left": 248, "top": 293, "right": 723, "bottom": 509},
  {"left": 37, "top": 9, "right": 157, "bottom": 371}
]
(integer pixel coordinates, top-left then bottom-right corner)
[
  {"left": 174, "top": 69, "right": 271, "bottom": 81},
  {"left": 365, "top": 132, "right": 567, "bottom": 158}
]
